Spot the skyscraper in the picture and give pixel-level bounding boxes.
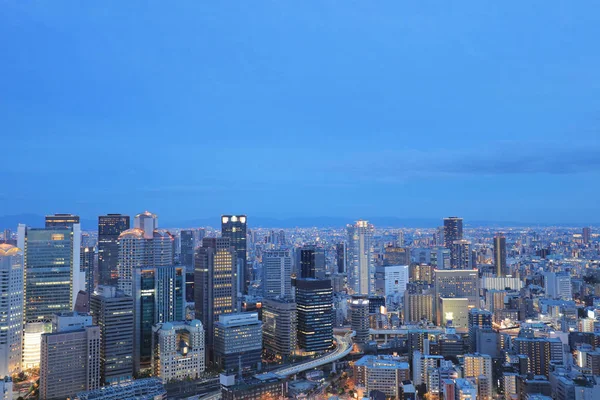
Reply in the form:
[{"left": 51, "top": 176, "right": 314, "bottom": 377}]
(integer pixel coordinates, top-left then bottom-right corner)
[
  {"left": 583, "top": 227, "right": 591, "bottom": 244},
  {"left": 493, "top": 234, "right": 507, "bottom": 277},
  {"left": 221, "top": 215, "right": 248, "bottom": 295},
  {"left": 0, "top": 244, "right": 24, "bottom": 376},
  {"left": 194, "top": 238, "right": 237, "bottom": 357},
  {"left": 180, "top": 229, "right": 195, "bottom": 269},
  {"left": 346, "top": 220, "right": 374, "bottom": 295},
  {"left": 45, "top": 213, "right": 80, "bottom": 228},
  {"left": 299, "top": 245, "right": 325, "bottom": 279},
  {"left": 336, "top": 242, "right": 345, "bottom": 274},
  {"left": 296, "top": 278, "right": 333, "bottom": 353},
  {"left": 350, "top": 297, "right": 370, "bottom": 345},
  {"left": 468, "top": 309, "right": 492, "bottom": 352},
  {"left": 98, "top": 214, "right": 130, "bottom": 286},
  {"left": 40, "top": 312, "right": 100, "bottom": 400},
  {"left": 214, "top": 312, "right": 262, "bottom": 373},
  {"left": 262, "top": 249, "right": 292, "bottom": 299},
  {"left": 132, "top": 265, "right": 185, "bottom": 373},
  {"left": 443, "top": 217, "right": 463, "bottom": 248},
  {"left": 262, "top": 298, "right": 297, "bottom": 359},
  {"left": 374, "top": 264, "right": 409, "bottom": 302},
  {"left": 90, "top": 286, "right": 134, "bottom": 385},
  {"left": 80, "top": 245, "right": 95, "bottom": 304},
  {"left": 134, "top": 211, "right": 158, "bottom": 238},
  {"left": 18, "top": 223, "right": 83, "bottom": 368},
  {"left": 433, "top": 269, "right": 479, "bottom": 324},
  {"left": 450, "top": 240, "right": 473, "bottom": 269}
]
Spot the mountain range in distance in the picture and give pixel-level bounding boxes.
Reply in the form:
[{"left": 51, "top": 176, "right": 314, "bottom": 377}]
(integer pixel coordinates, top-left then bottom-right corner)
[{"left": 0, "top": 213, "right": 596, "bottom": 230}]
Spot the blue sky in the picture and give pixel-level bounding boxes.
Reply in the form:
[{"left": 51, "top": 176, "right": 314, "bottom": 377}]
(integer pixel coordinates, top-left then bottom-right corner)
[{"left": 1, "top": 1, "right": 599, "bottom": 224}]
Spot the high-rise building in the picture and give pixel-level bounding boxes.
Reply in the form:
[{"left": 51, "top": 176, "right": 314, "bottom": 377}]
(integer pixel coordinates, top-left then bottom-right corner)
[
  {"left": 439, "top": 298, "right": 469, "bottom": 328},
  {"left": 374, "top": 264, "right": 409, "bottom": 302},
  {"left": 98, "top": 214, "right": 130, "bottom": 286},
  {"left": 151, "top": 320, "right": 205, "bottom": 383},
  {"left": 455, "top": 378, "right": 477, "bottom": 400},
  {"left": 354, "top": 355, "right": 410, "bottom": 399},
  {"left": 214, "top": 312, "right": 262, "bottom": 373},
  {"left": 299, "top": 245, "right": 326, "bottom": 279},
  {"left": 80, "top": 245, "right": 95, "bottom": 305},
  {"left": 443, "top": 217, "right": 463, "bottom": 248},
  {"left": 296, "top": 278, "right": 333, "bottom": 353},
  {"left": 346, "top": 220, "right": 374, "bottom": 295},
  {"left": 221, "top": 215, "right": 247, "bottom": 294},
  {"left": 18, "top": 223, "right": 83, "bottom": 368},
  {"left": 0, "top": 244, "right": 24, "bottom": 376},
  {"left": 582, "top": 227, "right": 591, "bottom": 244},
  {"left": 383, "top": 245, "right": 410, "bottom": 266},
  {"left": 180, "top": 229, "right": 195, "bottom": 269},
  {"left": 514, "top": 336, "right": 563, "bottom": 377},
  {"left": 404, "top": 291, "right": 434, "bottom": 324},
  {"left": 194, "top": 238, "right": 237, "bottom": 357},
  {"left": 350, "top": 297, "right": 370, "bottom": 345},
  {"left": 117, "top": 219, "right": 174, "bottom": 296},
  {"left": 411, "top": 247, "right": 450, "bottom": 269},
  {"left": 433, "top": 269, "right": 479, "bottom": 324},
  {"left": 132, "top": 265, "right": 185, "bottom": 373},
  {"left": 451, "top": 240, "right": 473, "bottom": 269},
  {"left": 90, "top": 286, "right": 134, "bottom": 385},
  {"left": 543, "top": 271, "right": 572, "bottom": 300},
  {"left": 463, "top": 353, "right": 493, "bottom": 400},
  {"left": 40, "top": 312, "right": 100, "bottom": 400},
  {"left": 493, "top": 234, "right": 507, "bottom": 277},
  {"left": 468, "top": 309, "right": 492, "bottom": 352},
  {"left": 262, "top": 298, "right": 297, "bottom": 359},
  {"left": 336, "top": 243, "right": 345, "bottom": 274},
  {"left": 45, "top": 213, "right": 80, "bottom": 228},
  {"left": 262, "top": 249, "right": 292, "bottom": 299}
]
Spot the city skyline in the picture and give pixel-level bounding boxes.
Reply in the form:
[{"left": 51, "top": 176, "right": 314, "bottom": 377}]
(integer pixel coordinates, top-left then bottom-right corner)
[{"left": 2, "top": 2, "right": 600, "bottom": 223}]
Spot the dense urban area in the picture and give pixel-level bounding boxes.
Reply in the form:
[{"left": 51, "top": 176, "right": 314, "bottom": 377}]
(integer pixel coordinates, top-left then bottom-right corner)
[{"left": 0, "top": 213, "right": 598, "bottom": 400}]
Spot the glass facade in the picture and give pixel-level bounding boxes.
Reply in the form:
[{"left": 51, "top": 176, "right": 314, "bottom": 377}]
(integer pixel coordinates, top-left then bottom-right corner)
[
  {"left": 98, "top": 214, "right": 130, "bottom": 286},
  {"left": 296, "top": 278, "right": 333, "bottom": 353}
]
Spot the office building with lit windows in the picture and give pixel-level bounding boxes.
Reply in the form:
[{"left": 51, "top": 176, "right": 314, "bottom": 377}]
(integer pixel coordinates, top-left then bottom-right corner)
[
  {"left": 493, "top": 234, "right": 507, "bottom": 277},
  {"left": 262, "top": 249, "right": 292, "bottom": 299},
  {"left": 214, "top": 312, "right": 262, "bottom": 373},
  {"left": 433, "top": 269, "right": 479, "bottom": 324},
  {"left": 0, "top": 244, "right": 24, "bottom": 376},
  {"left": 296, "top": 278, "right": 333, "bottom": 353},
  {"left": 45, "top": 213, "right": 80, "bottom": 228},
  {"left": 98, "top": 214, "right": 130, "bottom": 286},
  {"left": 221, "top": 215, "right": 248, "bottom": 294},
  {"left": 262, "top": 298, "right": 297, "bottom": 359}
]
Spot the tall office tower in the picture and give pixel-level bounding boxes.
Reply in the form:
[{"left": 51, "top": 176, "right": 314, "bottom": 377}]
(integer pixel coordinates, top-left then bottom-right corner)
[
  {"left": 543, "top": 271, "right": 572, "bottom": 300},
  {"left": 40, "top": 312, "right": 100, "bottom": 400},
  {"left": 214, "top": 312, "right": 262, "bottom": 373},
  {"left": 262, "top": 249, "right": 292, "bottom": 299},
  {"left": 346, "top": 220, "right": 374, "bottom": 295},
  {"left": 410, "top": 263, "right": 434, "bottom": 284},
  {"left": 450, "top": 240, "right": 472, "bottom": 269},
  {"left": 403, "top": 291, "right": 434, "bottom": 323},
  {"left": 98, "top": 214, "right": 130, "bottom": 286},
  {"left": 468, "top": 309, "right": 492, "bottom": 352},
  {"left": 443, "top": 217, "right": 463, "bottom": 248},
  {"left": 433, "top": 269, "right": 480, "bottom": 324},
  {"left": 262, "top": 298, "right": 297, "bottom": 359},
  {"left": 514, "top": 336, "right": 563, "bottom": 377},
  {"left": 583, "top": 227, "right": 591, "bottom": 244},
  {"left": 485, "top": 289, "right": 507, "bottom": 313},
  {"left": 412, "top": 247, "right": 451, "bottom": 269},
  {"left": 336, "top": 243, "right": 345, "bottom": 273},
  {"left": 350, "top": 297, "right": 370, "bottom": 346},
  {"left": 463, "top": 353, "right": 493, "bottom": 400},
  {"left": 296, "top": 278, "right": 333, "bottom": 353},
  {"left": 0, "top": 244, "right": 24, "bottom": 376},
  {"left": 45, "top": 213, "right": 80, "bottom": 228},
  {"left": 383, "top": 245, "right": 410, "bottom": 266},
  {"left": 374, "top": 264, "right": 409, "bottom": 302},
  {"left": 493, "top": 234, "right": 507, "bottom": 277},
  {"left": 134, "top": 211, "right": 158, "bottom": 238},
  {"left": 90, "top": 286, "right": 134, "bottom": 385},
  {"left": 81, "top": 246, "right": 95, "bottom": 301},
  {"left": 132, "top": 265, "right": 185, "bottom": 373},
  {"left": 18, "top": 223, "right": 83, "bottom": 368},
  {"left": 299, "top": 245, "right": 326, "bottom": 279},
  {"left": 180, "top": 229, "right": 195, "bottom": 268},
  {"left": 117, "top": 223, "right": 174, "bottom": 296},
  {"left": 194, "top": 238, "right": 237, "bottom": 357},
  {"left": 221, "top": 215, "right": 248, "bottom": 294},
  {"left": 151, "top": 320, "right": 205, "bottom": 383}
]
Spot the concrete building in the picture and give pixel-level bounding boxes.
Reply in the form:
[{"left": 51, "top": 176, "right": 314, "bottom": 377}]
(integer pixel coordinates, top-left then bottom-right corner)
[
  {"left": 404, "top": 291, "right": 434, "bottom": 323},
  {"left": 434, "top": 269, "right": 479, "bottom": 324},
  {"left": 514, "top": 336, "right": 563, "bottom": 377},
  {"left": 374, "top": 264, "right": 409, "bottom": 303},
  {"left": 90, "top": 285, "right": 134, "bottom": 385},
  {"left": 350, "top": 297, "right": 370, "bottom": 346},
  {"left": 296, "top": 278, "right": 333, "bottom": 353},
  {"left": 346, "top": 220, "right": 374, "bottom": 295},
  {"left": 152, "top": 320, "right": 205, "bottom": 383},
  {"left": 262, "top": 298, "right": 297, "bottom": 359},
  {"left": 40, "top": 312, "right": 100, "bottom": 400},
  {"left": 463, "top": 353, "right": 492, "bottom": 400},
  {"left": 0, "top": 244, "right": 24, "bottom": 376},
  {"left": 354, "top": 355, "right": 410, "bottom": 399},
  {"left": 455, "top": 378, "right": 477, "bottom": 400},
  {"left": 214, "top": 312, "right": 262, "bottom": 373},
  {"left": 439, "top": 297, "right": 469, "bottom": 329},
  {"left": 468, "top": 309, "right": 492, "bottom": 352},
  {"left": 262, "top": 249, "right": 292, "bottom": 299}
]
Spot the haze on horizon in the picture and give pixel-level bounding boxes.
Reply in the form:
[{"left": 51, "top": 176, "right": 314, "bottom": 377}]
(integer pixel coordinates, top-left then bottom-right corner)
[{"left": 2, "top": 2, "right": 599, "bottom": 224}]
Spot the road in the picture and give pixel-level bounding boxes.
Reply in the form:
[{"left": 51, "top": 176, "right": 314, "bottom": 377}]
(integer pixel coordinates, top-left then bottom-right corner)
[{"left": 272, "top": 330, "right": 355, "bottom": 377}]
